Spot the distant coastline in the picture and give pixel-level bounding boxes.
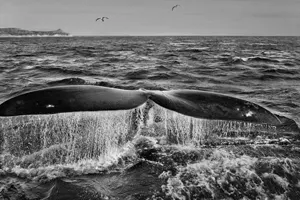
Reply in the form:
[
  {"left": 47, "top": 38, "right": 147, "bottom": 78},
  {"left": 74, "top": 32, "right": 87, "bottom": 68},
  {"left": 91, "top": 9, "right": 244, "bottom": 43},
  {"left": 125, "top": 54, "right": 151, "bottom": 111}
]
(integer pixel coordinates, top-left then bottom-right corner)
[{"left": 0, "top": 28, "right": 71, "bottom": 37}]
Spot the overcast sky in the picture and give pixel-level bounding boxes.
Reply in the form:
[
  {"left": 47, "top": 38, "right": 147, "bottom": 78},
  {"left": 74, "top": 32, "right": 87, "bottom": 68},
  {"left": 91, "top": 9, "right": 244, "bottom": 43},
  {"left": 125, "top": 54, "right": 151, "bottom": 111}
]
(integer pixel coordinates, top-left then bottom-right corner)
[{"left": 0, "top": 0, "right": 299, "bottom": 36}]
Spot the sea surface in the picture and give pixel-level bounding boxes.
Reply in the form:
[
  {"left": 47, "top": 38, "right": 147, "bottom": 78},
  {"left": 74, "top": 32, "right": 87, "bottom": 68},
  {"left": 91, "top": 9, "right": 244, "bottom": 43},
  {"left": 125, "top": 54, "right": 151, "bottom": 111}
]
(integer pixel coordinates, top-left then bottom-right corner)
[{"left": 0, "top": 36, "right": 300, "bottom": 199}]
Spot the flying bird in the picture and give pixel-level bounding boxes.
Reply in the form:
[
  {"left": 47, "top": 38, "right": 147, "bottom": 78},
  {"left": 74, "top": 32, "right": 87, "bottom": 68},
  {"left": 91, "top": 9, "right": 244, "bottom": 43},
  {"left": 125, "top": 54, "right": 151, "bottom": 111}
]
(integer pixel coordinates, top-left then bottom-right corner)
[
  {"left": 96, "top": 17, "right": 109, "bottom": 22},
  {"left": 172, "top": 5, "right": 180, "bottom": 11}
]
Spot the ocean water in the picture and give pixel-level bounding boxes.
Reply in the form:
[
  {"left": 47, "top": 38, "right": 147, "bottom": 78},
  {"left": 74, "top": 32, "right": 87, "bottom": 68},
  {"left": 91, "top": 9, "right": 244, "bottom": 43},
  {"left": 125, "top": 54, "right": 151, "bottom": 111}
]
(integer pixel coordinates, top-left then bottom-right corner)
[{"left": 0, "top": 36, "right": 300, "bottom": 199}]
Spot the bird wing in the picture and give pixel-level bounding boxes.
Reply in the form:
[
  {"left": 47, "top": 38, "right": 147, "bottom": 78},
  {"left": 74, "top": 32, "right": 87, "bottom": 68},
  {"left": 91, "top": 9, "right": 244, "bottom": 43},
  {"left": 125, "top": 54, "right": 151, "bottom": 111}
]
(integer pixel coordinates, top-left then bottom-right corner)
[
  {"left": 101, "top": 17, "right": 109, "bottom": 21},
  {"left": 172, "top": 5, "right": 179, "bottom": 11},
  {"left": 96, "top": 18, "right": 101, "bottom": 21}
]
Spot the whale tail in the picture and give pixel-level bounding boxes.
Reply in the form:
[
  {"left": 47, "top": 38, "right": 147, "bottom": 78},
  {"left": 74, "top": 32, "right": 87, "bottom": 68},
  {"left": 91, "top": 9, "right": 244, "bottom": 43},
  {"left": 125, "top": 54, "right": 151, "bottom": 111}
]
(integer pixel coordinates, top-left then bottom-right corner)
[
  {"left": 0, "top": 86, "right": 281, "bottom": 126},
  {"left": 148, "top": 90, "right": 282, "bottom": 126}
]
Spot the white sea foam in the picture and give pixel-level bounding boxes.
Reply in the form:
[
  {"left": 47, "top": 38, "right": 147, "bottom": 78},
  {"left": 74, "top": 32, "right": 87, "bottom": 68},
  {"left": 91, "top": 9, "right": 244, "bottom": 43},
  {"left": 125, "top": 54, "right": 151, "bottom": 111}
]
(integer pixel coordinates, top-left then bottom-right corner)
[
  {"left": 36, "top": 56, "right": 58, "bottom": 62},
  {"left": 169, "top": 42, "right": 197, "bottom": 46},
  {"left": 23, "top": 65, "right": 35, "bottom": 70}
]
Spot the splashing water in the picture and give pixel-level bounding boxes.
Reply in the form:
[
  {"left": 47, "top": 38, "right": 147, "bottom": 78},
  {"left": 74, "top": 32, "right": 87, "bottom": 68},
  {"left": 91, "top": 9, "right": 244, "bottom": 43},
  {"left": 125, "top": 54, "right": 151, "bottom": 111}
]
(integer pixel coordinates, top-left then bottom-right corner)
[
  {"left": 0, "top": 110, "right": 139, "bottom": 169},
  {"left": 0, "top": 101, "right": 277, "bottom": 172},
  {"left": 142, "top": 101, "right": 277, "bottom": 146},
  {"left": 158, "top": 149, "right": 300, "bottom": 200}
]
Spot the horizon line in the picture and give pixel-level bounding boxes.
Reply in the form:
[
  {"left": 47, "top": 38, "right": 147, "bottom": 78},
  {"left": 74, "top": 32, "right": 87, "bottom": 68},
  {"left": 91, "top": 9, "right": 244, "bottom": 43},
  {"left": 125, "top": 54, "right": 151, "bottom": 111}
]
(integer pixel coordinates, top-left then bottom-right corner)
[{"left": 72, "top": 34, "right": 300, "bottom": 37}]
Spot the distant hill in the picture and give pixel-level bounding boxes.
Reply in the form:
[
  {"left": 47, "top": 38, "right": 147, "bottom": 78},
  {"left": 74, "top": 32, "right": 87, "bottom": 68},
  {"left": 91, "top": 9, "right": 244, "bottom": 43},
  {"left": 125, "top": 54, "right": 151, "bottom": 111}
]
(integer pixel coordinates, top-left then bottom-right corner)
[{"left": 0, "top": 28, "right": 70, "bottom": 36}]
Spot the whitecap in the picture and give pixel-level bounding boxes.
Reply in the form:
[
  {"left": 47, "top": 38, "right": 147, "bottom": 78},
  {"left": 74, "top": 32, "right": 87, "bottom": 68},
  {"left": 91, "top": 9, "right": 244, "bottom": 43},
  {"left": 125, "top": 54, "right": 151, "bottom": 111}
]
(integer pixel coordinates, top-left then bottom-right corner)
[
  {"left": 169, "top": 42, "right": 196, "bottom": 46},
  {"left": 23, "top": 65, "right": 35, "bottom": 70}
]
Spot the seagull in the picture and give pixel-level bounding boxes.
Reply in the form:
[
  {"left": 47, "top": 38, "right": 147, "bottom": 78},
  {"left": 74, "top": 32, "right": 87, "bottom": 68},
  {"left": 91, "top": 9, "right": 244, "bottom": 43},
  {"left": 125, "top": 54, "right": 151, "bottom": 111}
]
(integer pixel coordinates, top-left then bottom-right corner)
[
  {"left": 172, "top": 5, "right": 180, "bottom": 11},
  {"left": 96, "top": 17, "right": 109, "bottom": 22}
]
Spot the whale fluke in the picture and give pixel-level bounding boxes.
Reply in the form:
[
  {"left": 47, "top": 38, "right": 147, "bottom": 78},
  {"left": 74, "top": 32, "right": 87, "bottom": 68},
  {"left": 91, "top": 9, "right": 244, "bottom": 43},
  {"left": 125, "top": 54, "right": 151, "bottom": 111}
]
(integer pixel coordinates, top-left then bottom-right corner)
[
  {"left": 0, "top": 85, "right": 148, "bottom": 116},
  {"left": 148, "top": 90, "right": 281, "bottom": 126},
  {"left": 0, "top": 85, "right": 281, "bottom": 126}
]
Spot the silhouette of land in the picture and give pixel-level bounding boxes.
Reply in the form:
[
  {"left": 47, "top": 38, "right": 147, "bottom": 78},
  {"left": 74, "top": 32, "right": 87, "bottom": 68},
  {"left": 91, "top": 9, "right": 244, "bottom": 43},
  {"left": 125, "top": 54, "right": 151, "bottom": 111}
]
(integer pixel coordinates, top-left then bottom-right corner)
[{"left": 0, "top": 28, "right": 70, "bottom": 36}]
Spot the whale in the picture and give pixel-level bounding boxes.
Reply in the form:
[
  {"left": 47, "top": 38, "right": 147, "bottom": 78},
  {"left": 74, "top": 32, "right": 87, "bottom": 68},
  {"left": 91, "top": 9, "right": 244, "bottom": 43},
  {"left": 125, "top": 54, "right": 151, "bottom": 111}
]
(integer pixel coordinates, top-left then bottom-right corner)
[
  {"left": 0, "top": 85, "right": 148, "bottom": 116},
  {"left": 148, "top": 90, "right": 281, "bottom": 126},
  {"left": 0, "top": 85, "right": 282, "bottom": 126}
]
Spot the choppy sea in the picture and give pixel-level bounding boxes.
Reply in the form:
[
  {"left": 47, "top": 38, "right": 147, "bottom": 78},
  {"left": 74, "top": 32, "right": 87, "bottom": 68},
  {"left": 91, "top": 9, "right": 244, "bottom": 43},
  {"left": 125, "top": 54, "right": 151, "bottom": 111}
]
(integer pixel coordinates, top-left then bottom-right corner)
[{"left": 0, "top": 36, "right": 300, "bottom": 200}]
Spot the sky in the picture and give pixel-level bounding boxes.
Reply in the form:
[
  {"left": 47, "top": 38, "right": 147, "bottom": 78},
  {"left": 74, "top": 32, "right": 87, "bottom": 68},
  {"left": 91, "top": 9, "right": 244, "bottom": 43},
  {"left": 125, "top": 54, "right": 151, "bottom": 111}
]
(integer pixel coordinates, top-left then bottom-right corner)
[{"left": 0, "top": 0, "right": 299, "bottom": 36}]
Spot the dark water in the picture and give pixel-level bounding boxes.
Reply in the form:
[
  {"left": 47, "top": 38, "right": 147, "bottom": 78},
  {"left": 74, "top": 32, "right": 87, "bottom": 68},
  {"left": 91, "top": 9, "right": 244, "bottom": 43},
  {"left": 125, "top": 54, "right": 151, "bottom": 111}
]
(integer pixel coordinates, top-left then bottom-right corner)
[{"left": 0, "top": 36, "right": 300, "bottom": 199}]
